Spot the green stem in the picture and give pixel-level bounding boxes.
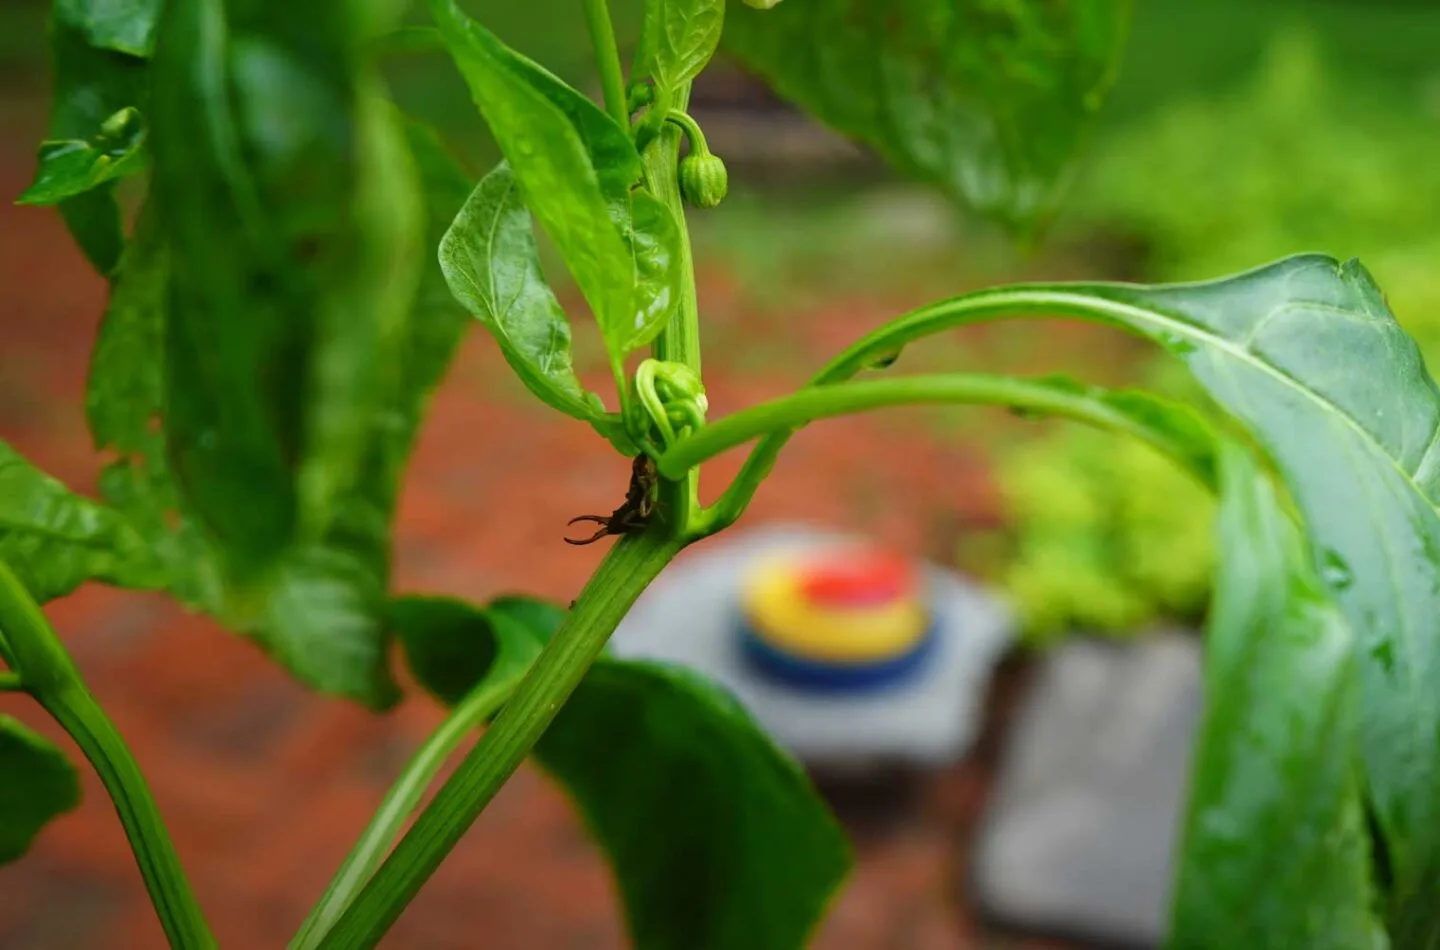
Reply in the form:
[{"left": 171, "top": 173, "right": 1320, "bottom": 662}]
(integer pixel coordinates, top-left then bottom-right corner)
[
  {"left": 642, "top": 82, "right": 703, "bottom": 535},
  {"left": 289, "top": 661, "right": 530, "bottom": 950},
  {"left": 663, "top": 109, "right": 711, "bottom": 155},
  {"left": 317, "top": 529, "right": 683, "bottom": 950},
  {"left": 582, "top": 0, "right": 629, "bottom": 128},
  {"left": 0, "top": 671, "right": 22, "bottom": 692},
  {"left": 704, "top": 285, "right": 1167, "bottom": 531},
  {"left": 0, "top": 561, "right": 215, "bottom": 949},
  {"left": 664, "top": 373, "right": 1203, "bottom": 489}
]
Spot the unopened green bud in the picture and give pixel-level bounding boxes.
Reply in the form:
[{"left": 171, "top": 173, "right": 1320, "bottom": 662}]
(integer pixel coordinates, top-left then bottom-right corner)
[
  {"left": 679, "top": 152, "right": 729, "bottom": 209},
  {"left": 742, "top": 0, "right": 784, "bottom": 8}
]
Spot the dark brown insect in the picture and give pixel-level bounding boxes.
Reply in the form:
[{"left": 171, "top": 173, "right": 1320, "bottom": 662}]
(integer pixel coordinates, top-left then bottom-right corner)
[{"left": 564, "top": 454, "right": 658, "bottom": 545}]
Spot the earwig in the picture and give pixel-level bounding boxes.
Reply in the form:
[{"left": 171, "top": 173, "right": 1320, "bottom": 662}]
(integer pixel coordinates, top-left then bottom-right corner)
[{"left": 564, "top": 455, "right": 658, "bottom": 545}]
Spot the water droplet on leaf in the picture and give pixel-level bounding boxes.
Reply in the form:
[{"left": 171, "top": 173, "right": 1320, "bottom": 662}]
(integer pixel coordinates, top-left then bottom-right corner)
[
  {"left": 867, "top": 347, "right": 904, "bottom": 370},
  {"left": 1320, "top": 549, "right": 1354, "bottom": 591}
]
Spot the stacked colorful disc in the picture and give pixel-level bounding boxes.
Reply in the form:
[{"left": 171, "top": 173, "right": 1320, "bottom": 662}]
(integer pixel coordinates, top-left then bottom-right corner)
[{"left": 737, "top": 547, "right": 935, "bottom": 692}]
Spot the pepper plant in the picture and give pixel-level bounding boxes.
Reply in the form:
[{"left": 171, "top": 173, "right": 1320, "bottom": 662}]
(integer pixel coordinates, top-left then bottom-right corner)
[{"left": 2, "top": 0, "right": 1433, "bottom": 947}]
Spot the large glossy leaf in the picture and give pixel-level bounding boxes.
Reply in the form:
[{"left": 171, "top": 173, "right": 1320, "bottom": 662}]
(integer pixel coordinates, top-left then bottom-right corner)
[
  {"left": 635, "top": 0, "right": 726, "bottom": 93},
  {"left": 725, "top": 0, "right": 1132, "bottom": 228},
  {"left": 79, "top": 125, "right": 471, "bottom": 706},
  {"left": 0, "top": 716, "right": 81, "bottom": 864},
  {"left": 1168, "top": 444, "right": 1384, "bottom": 948},
  {"left": 0, "top": 440, "right": 162, "bottom": 603},
  {"left": 150, "top": 0, "right": 422, "bottom": 578},
  {"left": 878, "top": 253, "right": 1440, "bottom": 941},
  {"left": 429, "top": 0, "right": 682, "bottom": 362},
  {"left": 399, "top": 595, "right": 852, "bottom": 950},
  {"left": 439, "top": 163, "right": 605, "bottom": 422},
  {"left": 1053, "top": 255, "right": 1440, "bottom": 942}
]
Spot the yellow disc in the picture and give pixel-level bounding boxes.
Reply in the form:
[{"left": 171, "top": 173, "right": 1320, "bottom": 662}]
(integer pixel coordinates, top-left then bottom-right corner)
[{"left": 742, "top": 564, "right": 928, "bottom": 663}]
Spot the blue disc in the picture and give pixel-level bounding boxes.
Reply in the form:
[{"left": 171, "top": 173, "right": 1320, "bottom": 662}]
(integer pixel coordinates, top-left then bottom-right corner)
[{"left": 735, "top": 610, "right": 939, "bottom": 693}]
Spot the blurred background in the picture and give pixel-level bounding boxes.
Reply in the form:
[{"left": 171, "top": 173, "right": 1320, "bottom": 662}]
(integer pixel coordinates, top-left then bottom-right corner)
[{"left": 2, "top": 0, "right": 1438, "bottom": 946}]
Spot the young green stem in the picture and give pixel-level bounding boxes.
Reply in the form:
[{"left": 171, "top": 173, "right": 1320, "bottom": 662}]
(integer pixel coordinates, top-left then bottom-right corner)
[
  {"left": 665, "top": 373, "right": 1204, "bottom": 491},
  {"left": 641, "top": 83, "right": 703, "bottom": 535},
  {"left": 704, "top": 285, "right": 1172, "bottom": 531},
  {"left": 582, "top": 0, "right": 629, "bottom": 128},
  {"left": 0, "top": 560, "right": 215, "bottom": 949},
  {"left": 289, "top": 661, "right": 532, "bottom": 950},
  {"left": 0, "top": 671, "right": 22, "bottom": 692},
  {"left": 317, "top": 529, "right": 683, "bottom": 950}
]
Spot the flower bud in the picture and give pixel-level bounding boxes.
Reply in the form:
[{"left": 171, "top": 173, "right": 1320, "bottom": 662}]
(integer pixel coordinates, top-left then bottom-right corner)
[
  {"left": 742, "top": 0, "right": 784, "bottom": 8},
  {"left": 679, "top": 152, "right": 729, "bottom": 210}
]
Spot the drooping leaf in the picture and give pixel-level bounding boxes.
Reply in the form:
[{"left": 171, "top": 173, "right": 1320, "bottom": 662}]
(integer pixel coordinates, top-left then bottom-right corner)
[
  {"left": 635, "top": 0, "right": 726, "bottom": 93},
  {"left": 409, "top": 596, "right": 853, "bottom": 950},
  {"left": 885, "top": 253, "right": 1440, "bottom": 940},
  {"left": 18, "top": 107, "right": 147, "bottom": 207},
  {"left": 1167, "top": 443, "right": 1384, "bottom": 949},
  {"left": 0, "top": 440, "right": 163, "bottom": 603},
  {"left": 150, "top": 0, "right": 422, "bottom": 577},
  {"left": 78, "top": 122, "right": 472, "bottom": 707},
  {"left": 0, "top": 716, "right": 81, "bottom": 865},
  {"left": 429, "top": 0, "right": 682, "bottom": 363},
  {"left": 1059, "top": 255, "right": 1440, "bottom": 943},
  {"left": 439, "top": 163, "right": 606, "bottom": 422},
  {"left": 725, "top": 0, "right": 1133, "bottom": 229}
]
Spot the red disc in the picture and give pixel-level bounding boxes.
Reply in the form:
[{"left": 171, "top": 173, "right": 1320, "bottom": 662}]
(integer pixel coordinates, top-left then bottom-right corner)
[{"left": 799, "top": 550, "right": 914, "bottom": 606}]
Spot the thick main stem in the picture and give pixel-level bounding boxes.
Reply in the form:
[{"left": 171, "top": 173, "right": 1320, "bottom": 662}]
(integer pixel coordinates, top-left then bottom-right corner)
[
  {"left": 0, "top": 561, "right": 214, "bottom": 949},
  {"left": 317, "top": 530, "right": 683, "bottom": 950}
]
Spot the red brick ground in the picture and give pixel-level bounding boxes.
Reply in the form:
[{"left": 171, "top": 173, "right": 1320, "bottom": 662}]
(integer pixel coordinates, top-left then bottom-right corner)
[{"left": 0, "top": 148, "right": 1093, "bottom": 948}]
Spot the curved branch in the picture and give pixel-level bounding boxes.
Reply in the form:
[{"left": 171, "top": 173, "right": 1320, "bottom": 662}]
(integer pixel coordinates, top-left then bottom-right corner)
[
  {"left": 672, "top": 372, "right": 1214, "bottom": 535},
  {"left": 703, "top": 285, "right": 1173, "bottom": 530},
  {"left": 0, "top": 560, "right": 215, "bottom": 949}
]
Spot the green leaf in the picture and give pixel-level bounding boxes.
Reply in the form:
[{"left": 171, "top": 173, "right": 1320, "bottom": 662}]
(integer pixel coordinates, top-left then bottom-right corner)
[
  {"left": 439, "top": 163, "right": 606, "bottom": 422},
  {"left": 725, "top": 0, "right": 1133, "bottom": 228},
  {"left": 389, "top": 595, "right": 544, "bottom": 707},
  {"left": 44, "top": 15, "right": 151, "bottom": 274},
  {"left": 1043, "top": 255, "right": 1440, "bottom": 941},
  {"left": 472, "top": 597, "right": 852, "bottom": 950},
  {"left": 18, "top": 107, "right": 147, "bottom": 207},
  {"left": 538, "top": 662, "right": 850, "bottom": 950},
  {"left": 78, "top": 122, "right": 473, "bottom": 708},
  {"left": 429, "top": 0, "right": 682, "bottom": 362},
  {"left": 55, "top": 0, "right": 162, "bottom": 57},
  {"left": 0, "top": 439, "right": 162, "bottom": 603},
  {"left": 56, "top": 185, "right": 125, "bottom": 276},
  {"left": 150, "top": 0, "right": 423, "bottom": 576},
  {"left": 635, "top": 0, "right": 726, "bottom": 93},
  {"left": 0, "top": 716, "right": 81, "bottom": 865},
  {"left": 1168, "top": 443, "right": 1384, "bottom": 949}
]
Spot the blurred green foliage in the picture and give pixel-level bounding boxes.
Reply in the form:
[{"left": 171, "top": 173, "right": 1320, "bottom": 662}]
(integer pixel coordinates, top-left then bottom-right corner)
[
  {"left": 1077, "top": 27, "right": 1440, "bottom": 354},
  {"left": 963, "top": 370, "right": 1216, "bottom": 644}
]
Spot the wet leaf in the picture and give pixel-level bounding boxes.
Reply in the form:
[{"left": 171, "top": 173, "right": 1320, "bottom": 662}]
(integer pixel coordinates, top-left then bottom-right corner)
[
  {"left": 726, "top": 0, "right": 1133, "bottom": 229},
  {"left": 1168, "top": 443, "right": 1385, "bottom": 949}
]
